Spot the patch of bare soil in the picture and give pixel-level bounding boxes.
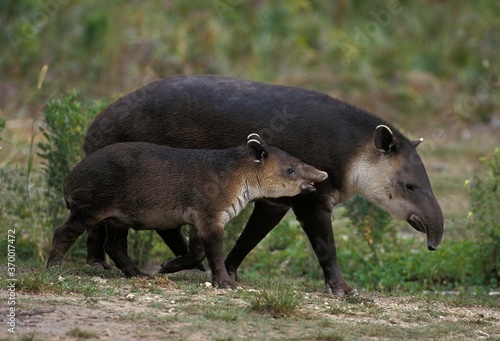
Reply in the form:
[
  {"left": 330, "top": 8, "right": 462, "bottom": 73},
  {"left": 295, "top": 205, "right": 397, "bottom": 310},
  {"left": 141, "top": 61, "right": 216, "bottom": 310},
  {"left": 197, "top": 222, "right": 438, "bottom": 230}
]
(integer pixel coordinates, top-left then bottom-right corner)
[
  {"left": 1, "top": 287, "right": 498, "bottom": 341},
  {"left": 0, "top": 288, "right": 190, "bottom": 341}
]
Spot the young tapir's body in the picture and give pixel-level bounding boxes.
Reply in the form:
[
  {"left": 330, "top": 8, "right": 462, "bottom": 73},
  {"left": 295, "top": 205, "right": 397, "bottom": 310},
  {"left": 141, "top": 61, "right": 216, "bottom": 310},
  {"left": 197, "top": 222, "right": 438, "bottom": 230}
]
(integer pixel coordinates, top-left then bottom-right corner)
[
  {"left": 47, "top": 134, "right": 328, "bottom": 287},
  {"left": 83, "top": 75, "right": 444, "bottom": 295}
]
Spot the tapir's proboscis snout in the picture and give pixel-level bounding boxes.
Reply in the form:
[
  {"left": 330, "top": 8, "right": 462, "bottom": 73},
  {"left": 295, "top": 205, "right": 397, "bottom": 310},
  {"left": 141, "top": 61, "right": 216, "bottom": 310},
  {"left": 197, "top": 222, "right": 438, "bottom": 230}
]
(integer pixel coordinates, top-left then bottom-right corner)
[
  {"left": 350, "top": 124, "right": 445, "bottom": 254},
  {"left": 407, "top": 189, "right": 444, "bottom": 251},
  {"left": 300, "top": 168, "right": 328, "bottom": 194}
]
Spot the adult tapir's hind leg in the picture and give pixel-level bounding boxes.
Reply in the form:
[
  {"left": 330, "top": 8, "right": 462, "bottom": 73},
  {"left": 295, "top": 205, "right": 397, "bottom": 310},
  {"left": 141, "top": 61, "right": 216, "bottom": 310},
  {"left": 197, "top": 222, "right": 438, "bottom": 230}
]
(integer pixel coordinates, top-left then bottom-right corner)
[
  {"left": 225, "top": 201, "right": 289, "bottom": 281},
  {"left": 47, "top": 214, "right": 94, "bottom": 267}
]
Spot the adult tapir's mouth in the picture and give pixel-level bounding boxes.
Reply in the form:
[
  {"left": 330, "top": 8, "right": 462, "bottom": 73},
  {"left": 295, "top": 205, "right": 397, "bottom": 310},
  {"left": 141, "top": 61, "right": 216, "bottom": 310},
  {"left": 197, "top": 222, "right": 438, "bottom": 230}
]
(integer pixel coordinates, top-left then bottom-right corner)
[
  {"left": 300, "top": 182, "right": 317, "bottom": 194},
  {"left": 408, "top": 214, "right": 426, "bottom": 234},
  {"left": 408, "top": 214, "right": 440, "bottom": 251}
]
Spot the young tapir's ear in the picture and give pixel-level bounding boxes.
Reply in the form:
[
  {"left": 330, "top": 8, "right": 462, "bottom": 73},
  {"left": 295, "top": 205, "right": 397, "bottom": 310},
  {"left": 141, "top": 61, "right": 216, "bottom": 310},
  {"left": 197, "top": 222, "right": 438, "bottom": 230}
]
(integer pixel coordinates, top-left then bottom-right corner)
[
  {"left": 247, "top": 133, "right": 266, "bottom": 146},
  {"left": 374, "top": 125, "right": 397, "bottom": 153},
  {"left": 247, "top": 134, "right": 268, "bottom": 163},
  {"left": 411, "top": 138, "right": 424, "bottom": 148}
]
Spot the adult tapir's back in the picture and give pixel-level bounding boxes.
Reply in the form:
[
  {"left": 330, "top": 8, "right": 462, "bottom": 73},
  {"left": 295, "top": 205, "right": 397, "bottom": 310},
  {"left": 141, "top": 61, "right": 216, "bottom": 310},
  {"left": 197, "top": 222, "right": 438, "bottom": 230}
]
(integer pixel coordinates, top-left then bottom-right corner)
[{"left": 84, "top": 75, "right": 375, "bottom": 190}]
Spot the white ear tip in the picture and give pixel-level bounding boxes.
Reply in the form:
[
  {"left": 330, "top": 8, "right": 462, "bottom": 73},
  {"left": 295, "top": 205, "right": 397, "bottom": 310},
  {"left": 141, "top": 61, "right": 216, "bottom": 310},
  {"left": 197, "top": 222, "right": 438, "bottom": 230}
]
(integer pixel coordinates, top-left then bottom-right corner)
[
  {"left": 419, "top": 138, "right": 424, "bottom": 142},
  {"left": 247, "top": 138, "right": 262, "bottom": 145},
  {"left": 376, "top": 124, "right": 393, "bottom": 135},
  {"left": 247, "top": 133, "right": 260, "bottom": 140}
]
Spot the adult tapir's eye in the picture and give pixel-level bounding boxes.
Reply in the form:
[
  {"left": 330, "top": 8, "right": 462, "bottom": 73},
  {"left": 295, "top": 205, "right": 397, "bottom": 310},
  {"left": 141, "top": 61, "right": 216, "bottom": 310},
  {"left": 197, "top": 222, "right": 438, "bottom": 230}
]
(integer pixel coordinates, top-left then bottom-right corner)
[
  {"left": 404, "top": 183, "right": 415, "bottom": 192},
  {"left": 287, "top": 168, "right": 296, "bottom": 175}
]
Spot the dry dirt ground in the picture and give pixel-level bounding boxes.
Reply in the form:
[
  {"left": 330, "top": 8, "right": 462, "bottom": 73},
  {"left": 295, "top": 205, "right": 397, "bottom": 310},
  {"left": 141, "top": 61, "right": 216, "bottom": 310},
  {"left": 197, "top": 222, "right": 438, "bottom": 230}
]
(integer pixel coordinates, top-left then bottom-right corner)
[{"left": 0, "top": 275, "right": 498, "bottom": 341}]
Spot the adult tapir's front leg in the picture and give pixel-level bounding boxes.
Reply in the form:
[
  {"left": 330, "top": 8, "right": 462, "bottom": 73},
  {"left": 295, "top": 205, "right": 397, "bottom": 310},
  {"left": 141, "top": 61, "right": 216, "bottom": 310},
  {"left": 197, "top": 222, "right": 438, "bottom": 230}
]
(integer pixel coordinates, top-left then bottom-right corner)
[
  {"left": 225, "top": 201, "right": 290, "bottom": 281},
  {"left": 292, "top": 197, "right": 358, "bottom": 297}
]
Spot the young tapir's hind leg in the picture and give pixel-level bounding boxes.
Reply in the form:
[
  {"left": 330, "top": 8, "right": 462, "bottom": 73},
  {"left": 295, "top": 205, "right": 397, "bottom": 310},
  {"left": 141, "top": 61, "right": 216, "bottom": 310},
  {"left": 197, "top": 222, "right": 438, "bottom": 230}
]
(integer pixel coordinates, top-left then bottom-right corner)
[
  {"left": 86, "top": 226, "right": 197, "bottom": 270},
  {"left": 159, "top": 226, "right": 206, "bottom": 274},
  {"left": 104, "top": 223, "right": 148, "bottom": 278},
  {"left": 47, "top": 214, "right": 94, "bottom": 267},
  {"left": 199, "top": 221, "right": 235, "bottom": 288},
  {"left": 86, "top": 222, "right": 112, "bottom": 270}
]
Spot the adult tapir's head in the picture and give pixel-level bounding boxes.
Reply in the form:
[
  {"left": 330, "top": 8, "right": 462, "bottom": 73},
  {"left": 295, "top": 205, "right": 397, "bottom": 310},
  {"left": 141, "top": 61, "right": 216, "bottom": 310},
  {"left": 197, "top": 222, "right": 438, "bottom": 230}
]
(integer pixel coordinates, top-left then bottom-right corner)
[
  {"left": 246, "top": 133, "right": 328, "bottom": 198},
  {"left": 347, "top": 125, "right": 444, "bottom": 251}
]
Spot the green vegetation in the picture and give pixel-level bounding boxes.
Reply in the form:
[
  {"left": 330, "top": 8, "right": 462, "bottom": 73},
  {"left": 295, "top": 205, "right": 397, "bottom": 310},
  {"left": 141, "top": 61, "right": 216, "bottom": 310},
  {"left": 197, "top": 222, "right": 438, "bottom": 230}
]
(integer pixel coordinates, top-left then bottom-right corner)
[
  {"left": 66, "top": 327, "right": 99, "bottom": 339},
  {"left": 467, "top": 147, "right": 500, "bottom": 286},
  {"left": 0, "top": 0, "right": 499, "bottom": 323},
  {"left": 245, "top": 279, "right": 302, "bottom": 318},
  {"left": 37, "top": 92, "right": 107, "bottom": 226}
]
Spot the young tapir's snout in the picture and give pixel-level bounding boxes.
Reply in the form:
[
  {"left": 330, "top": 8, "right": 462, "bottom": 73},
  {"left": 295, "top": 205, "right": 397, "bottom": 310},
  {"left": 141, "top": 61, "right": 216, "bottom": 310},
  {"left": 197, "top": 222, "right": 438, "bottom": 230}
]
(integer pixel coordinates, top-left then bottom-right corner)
[
  {"left": 348, "top": 125, "right": 444, "bottom": 251},
  {"left": 47, "top": 133, "right": 327, "bottom": 288}
]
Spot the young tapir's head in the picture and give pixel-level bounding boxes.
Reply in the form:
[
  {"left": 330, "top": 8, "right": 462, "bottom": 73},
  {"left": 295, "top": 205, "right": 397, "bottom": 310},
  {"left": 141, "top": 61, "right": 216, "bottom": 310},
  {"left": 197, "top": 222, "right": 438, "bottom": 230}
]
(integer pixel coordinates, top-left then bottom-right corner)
[
  {"left": 246, "top": 133, "right": 328, "bottom": 198},
  {"left": 348, "top": 125, "right": 444, "bottom": 251}
]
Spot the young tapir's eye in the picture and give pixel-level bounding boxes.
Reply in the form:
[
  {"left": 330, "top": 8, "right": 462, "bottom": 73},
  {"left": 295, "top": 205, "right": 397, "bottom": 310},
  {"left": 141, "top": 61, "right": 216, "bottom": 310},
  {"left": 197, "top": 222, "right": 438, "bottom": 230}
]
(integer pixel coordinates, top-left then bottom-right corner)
[
  {"left": 287, "top": 168, "right": 296, "bottom": 175},
  {"left": 404, "top": 183, "right": 415, "bottom": 192}
]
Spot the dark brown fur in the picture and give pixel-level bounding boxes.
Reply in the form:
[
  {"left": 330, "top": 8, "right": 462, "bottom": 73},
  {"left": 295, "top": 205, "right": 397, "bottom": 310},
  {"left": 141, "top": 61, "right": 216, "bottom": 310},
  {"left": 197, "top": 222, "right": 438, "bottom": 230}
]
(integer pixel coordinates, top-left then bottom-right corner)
[{"left": 83, "top": 75, "right": 444, "bottom": 295}]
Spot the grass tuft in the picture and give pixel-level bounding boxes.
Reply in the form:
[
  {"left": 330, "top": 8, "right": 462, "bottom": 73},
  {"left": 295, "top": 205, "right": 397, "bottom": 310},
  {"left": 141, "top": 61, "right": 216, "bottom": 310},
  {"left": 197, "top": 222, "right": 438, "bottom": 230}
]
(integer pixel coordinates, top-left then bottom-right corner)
[
  {"left": 66, "top": 327, "right": 99, "bottom": 339},
  {"left": 245, "top": 281, "right": 302, "bottom": 318}
]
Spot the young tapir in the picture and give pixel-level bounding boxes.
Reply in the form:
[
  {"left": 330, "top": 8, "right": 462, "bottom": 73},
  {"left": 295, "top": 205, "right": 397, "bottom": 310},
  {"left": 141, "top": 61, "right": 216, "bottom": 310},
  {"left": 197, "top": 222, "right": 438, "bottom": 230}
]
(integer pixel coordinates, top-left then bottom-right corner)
[
  {"left": 46, "top": 134, "right": 328, "bottom": 288},
  {"left": 83, "top": 75, "right": 444, "bottom": 296}
]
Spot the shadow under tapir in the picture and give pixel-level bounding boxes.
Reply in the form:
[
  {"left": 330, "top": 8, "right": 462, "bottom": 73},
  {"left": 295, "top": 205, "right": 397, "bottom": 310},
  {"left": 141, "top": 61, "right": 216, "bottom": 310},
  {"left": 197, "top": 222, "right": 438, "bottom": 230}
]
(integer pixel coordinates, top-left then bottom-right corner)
[{"left": 83, "top": 75, "right": 444, "bottom": 296}]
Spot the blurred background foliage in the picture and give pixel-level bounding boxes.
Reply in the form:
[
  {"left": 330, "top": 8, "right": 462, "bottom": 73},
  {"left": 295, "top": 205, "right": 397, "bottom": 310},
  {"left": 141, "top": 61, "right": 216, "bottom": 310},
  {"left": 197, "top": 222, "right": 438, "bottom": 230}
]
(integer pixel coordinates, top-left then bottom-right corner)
[{"left": 0, "top": 0, "right": 499, "bottom": 293}]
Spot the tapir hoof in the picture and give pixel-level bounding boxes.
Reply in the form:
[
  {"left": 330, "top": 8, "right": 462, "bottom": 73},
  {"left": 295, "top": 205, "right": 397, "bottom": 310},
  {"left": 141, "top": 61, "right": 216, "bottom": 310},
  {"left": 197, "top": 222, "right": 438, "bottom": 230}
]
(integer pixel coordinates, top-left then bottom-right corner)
[
  {"left": 226, "top": 268, "right": 240, "bottom": 282},
  {"left": 46, "top": 257, "right": 62, "bottom": 268},
  {"left": 124, "top": 271, "right": 150, "bottom": 278},
  {"left": 326, "top": 283, "right": 359, "bottom": 297},
  {"left": 213, "top": 276, "right": 236, "bottom": 289},
  {"left": 86, "top": 260, "right": 112, "bottom": 271}
]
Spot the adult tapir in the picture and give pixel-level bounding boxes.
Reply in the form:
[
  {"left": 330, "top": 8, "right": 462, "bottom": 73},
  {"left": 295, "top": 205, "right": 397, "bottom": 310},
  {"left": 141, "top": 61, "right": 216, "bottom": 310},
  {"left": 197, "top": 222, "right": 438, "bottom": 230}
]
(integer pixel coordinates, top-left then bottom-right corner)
[{"left": 83, "top": 75, "right": 444, "bottom": 296}]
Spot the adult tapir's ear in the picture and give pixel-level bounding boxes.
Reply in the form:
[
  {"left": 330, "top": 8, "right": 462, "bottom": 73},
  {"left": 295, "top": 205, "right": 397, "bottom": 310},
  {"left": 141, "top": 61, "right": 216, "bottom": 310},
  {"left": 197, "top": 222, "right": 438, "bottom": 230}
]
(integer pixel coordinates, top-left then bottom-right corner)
[
  {"left": 411, "top": 138, "right": 424, "bottom": 148},
  {"left": 247, "top": 133, "right": 268, "bottom": 163},
  {"left": 374, "top": 125, "right": 397, "bottom": 153}
]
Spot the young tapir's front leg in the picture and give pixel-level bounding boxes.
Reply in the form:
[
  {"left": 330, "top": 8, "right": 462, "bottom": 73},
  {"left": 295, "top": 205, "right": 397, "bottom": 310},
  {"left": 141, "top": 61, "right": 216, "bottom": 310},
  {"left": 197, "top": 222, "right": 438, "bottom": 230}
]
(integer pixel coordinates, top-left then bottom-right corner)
[
  {"left": 159, "top": 226, "right": 206, "bottom": 273},
  {"left": 47, "top": 214, "right": 93, "bottom": 267},
  {"left": 292, "top": 198, "right": 358, "bottom": 297},
  {"left": 104, "top": 224, "right": 148, "bottom": 278},
  {"left": 199, "top": 221, "right": 235, "bottom": 288}
]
